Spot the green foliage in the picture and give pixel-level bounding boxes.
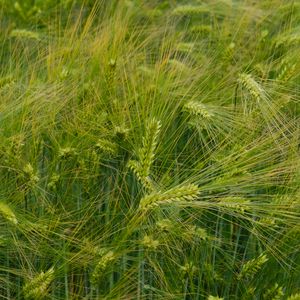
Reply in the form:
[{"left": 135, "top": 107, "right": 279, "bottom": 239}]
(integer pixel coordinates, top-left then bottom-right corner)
[{"left": 0, "top": 0, "right": 299, "bottom": 299}]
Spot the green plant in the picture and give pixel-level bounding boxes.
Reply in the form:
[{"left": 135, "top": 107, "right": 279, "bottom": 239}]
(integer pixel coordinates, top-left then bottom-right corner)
[{"left": 0, "top": 1, "right": 299, "bottom": 299}]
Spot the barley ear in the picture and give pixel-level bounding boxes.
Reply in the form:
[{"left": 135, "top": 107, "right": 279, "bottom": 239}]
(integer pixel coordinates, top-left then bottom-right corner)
[
  {"left": 183, "top": 101, "right": 213, "bottom": 119},
  {"left": 128, "top": 160, "right": 154, "bottom": 191},
  {"left": 91, "top": 250, "right": 116, "bottom": 284},
  {"left": 0, "top": 202, "right": 18, "bottom": 225},
  {"left": 238, "top": 73, "right": 266, "bottom": 102},
  {"left": 23, "top": 267, "right": 55, "bottom": 299},
  {"left": 287, "top": 293, "right": 300, "bottom": 300},
  {"left": 129, "top": 118, "right": 161, "bottom": 191},
  {"left": 10, "top": 29, "right": 40, "bottom": 40},
  {"left": 263, "top": 283, "right": 284, "bottom": 300},
  {"left": 238, "top": 254, "right": 268, "bottom": 280},
  {"left": 139, "top": 183, "right": 200, "bottom": 210},
  {"left": 139, "top": 118, "right": 161, "bottom": 178},
  {"left": 172, "top": 5, "right": 209, "bottom": 16},
  {"left": 208, "top": 296, "right": 224, "bottom": 300}
]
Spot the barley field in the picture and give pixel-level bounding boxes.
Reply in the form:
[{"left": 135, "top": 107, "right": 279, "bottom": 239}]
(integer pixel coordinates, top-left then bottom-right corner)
[{"left": 0, "top": 1, "right": 299, "bottom": 299}]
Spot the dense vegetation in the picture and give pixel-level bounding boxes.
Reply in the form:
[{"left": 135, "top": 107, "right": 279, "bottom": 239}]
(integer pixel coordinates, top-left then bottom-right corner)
[{"left": 0, "top": 0, "right": 299, "bottom": 299}]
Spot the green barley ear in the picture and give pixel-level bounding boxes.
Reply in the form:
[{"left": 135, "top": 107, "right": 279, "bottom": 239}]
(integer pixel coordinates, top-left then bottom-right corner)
[
  {"left": 218, "top": 197, "right": 250, "bottom": 214},
  {"left": 180, "top": 262, "right": 197, "bottom": 276},
  {"left": 128, "top": 160, "right": 154, "bottom": 191},
  {"left": 238, "top": 73, "right": 266, "bottom": 102},
  {"left": 58, "top": 147, "right": 77, "bottom": 159},
  {"left": 183, "top": 225, "right": 209, "bottom": 241},
  {"left": 156, "top": 219, "right": 174, "bottom": 232},
  {"left": 176, "top": 42, "right": 195, "bottom": 54},
  {"left": 141, "top": 235, "right": 159, "bottom": 250},
  {"left": 172, "top": 5, "right": 209, "bottom": 16},
  {"left": 128, "top": 118, "right": 161, "bottom": 190},
  {"left": 23, "top": 163, "right": 39, "bottom": 186},
  {"left": 91, "top": 250, "right": 116, "bottom": 284},
  {"left": 238, "top": 254, "right": 268, "bottom": 280},
  {"left": 23, "top": 267, "right": 55, "bottom": 300},
  {"left": 10, "top": 29, "right": 40, "bottom": 40},
  {"left": 274, "top": 32, "right": 300, "bottom": 48},
  {"left": 47, "top": 173, "right": 60, "bottom": 191},
  {"left": 0, "top": 202, "right": 18, "bottom": 225},
  {"left": 195, "top": 227, "right": 209, "bottom": 240},
  {"left": 114, "top": 125, "right": 130, "bottom": 140},
  {"left": 190, "top": 25, "right": 212, "bottom": 35},
  {"left": 139, "top": 184, "right": 200, "bottom": 210},
  {"left": 95, "top": 139, "right": 118, "bottom": 156},
  {"left": 139, "top": 118, "right": 161, "bottom": 177},
  {"left": 263, "top": 283, "right": 284, "bottom": 300},
  {"left": 287, "top": 293, "right": 300, "bottom": 300},
  {"left": 208, "top": 296, "right": 224, "bottom": 300},
  {"left": 183, "top": 101, "right": 213, "bottom": 119},
  {"left": 276, "top": 59, "right": 297, "bottom": 82}
]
